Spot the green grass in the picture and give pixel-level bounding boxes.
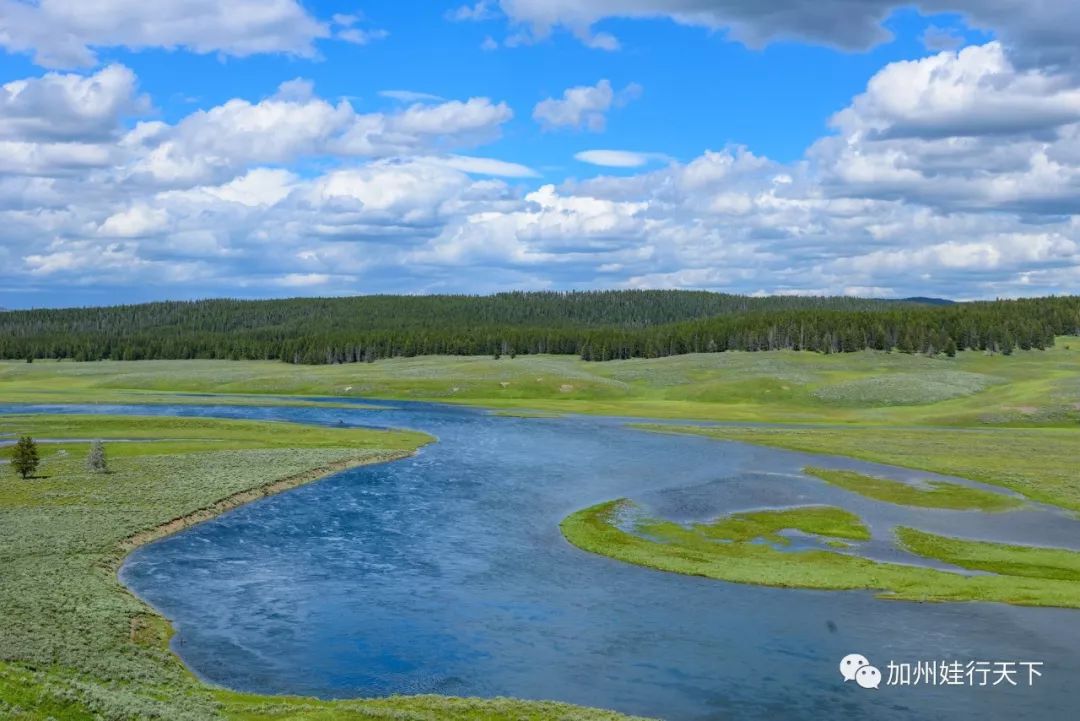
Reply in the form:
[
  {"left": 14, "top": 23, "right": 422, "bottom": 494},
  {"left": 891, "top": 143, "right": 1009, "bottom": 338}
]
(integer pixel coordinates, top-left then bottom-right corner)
[
  {"left": 0, "top": 415, "right": 645, "bottom": 721},
  {"left": 809, "top": 370, "right": 1004, "bottom": 406},
  {"left": 0, "top": 414, "right": 417, "bottom": 459},
  {"left": 3, "top": 337, "right": 1080, "bottom": 426},
  {"left": 803, "top": 467, "right": 1023, "bottom": 512},
  {"left": 638, "top": 425, "right": 1080, "bottom": 512},
  {"left": 561, "top": 500, "right": 1080, "bottom": 608},
  {"left": 897, "top": 528, "right": 1080, "bottom": 582},
  {"left": 677, "top": 506, "right": 871, "bottom": 545}
]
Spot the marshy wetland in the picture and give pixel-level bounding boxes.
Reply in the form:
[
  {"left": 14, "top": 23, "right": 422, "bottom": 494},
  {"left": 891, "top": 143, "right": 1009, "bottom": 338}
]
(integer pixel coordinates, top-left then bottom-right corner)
[{"left": 2, "top": 343, "right": 1079, "bottom": 720}]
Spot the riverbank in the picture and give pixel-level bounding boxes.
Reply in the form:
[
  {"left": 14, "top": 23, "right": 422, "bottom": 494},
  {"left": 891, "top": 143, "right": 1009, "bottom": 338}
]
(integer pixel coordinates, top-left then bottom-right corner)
[
  {"left": 0, "top": 413, "right": 644, "bottom": 721},
  {"left": 115, "top": 454, "right": 409, "bottom": 558}
]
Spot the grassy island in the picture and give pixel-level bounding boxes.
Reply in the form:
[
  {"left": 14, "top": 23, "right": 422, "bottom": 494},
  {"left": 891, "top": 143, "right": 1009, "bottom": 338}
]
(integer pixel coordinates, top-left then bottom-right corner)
[{"left": 561, "top": 501, "right": 1080, "bottom": 608}]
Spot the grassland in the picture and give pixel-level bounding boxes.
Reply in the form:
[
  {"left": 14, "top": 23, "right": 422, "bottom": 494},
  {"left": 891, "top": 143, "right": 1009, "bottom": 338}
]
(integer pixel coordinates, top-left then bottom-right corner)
[
  {"left": 2, "top": 337, "right": 1079, "bottom": 426},
  {"left": 0, "top": 414, "right": 643, "bottom": 721},
  {"left": 562, "top": 501, "right": 1080, "bottom": 608},
  {"left": 802, "top": 467, "right": 1023, "bottom": 512}
]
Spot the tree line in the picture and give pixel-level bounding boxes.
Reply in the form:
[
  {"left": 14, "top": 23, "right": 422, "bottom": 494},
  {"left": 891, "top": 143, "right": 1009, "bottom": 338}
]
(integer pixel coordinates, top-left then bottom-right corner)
[{"left": 0, "top": 291, "right": 1076, "bottom": 364}]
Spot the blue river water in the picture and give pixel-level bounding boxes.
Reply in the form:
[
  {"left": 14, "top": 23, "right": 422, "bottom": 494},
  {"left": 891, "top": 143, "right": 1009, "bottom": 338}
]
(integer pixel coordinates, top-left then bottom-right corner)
[{"left": 8, "top": 401, "right": 1080, "bottom": 720}]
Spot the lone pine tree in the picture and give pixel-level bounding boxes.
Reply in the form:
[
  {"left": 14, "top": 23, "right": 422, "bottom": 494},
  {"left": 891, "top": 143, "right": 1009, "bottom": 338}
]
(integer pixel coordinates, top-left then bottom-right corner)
[{"left": 11, "top": 436, "right": 40, "bottom": 479}]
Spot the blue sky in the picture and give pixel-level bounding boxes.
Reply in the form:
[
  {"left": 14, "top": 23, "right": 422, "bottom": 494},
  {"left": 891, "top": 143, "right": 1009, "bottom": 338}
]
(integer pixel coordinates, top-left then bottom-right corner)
[
  {"left": 0, "top": 1, "right": 1076, "bottom": 308},
  {"left": 65, "top": 4, "right": 979, "bottom": 167}
]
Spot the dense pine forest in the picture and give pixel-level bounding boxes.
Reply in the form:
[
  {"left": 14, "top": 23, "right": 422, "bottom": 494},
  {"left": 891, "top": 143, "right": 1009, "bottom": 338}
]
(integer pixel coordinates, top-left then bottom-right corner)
[{"left": 0, "top": 291, "right": 1076, "bottom": 364}]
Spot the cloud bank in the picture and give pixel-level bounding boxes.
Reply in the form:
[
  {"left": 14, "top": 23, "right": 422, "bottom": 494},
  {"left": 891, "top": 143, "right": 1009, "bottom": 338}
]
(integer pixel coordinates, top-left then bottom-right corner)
[
  {"left": 2, "top": 43, "right": 1080, "bottom": 303},
  {"left": 493, "top": 0, "right": 1080, "bottom": 69}
]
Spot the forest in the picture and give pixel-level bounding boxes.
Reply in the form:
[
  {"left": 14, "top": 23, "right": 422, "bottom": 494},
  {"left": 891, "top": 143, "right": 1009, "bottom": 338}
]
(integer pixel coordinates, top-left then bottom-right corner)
[{"left": 0, "top": 291, "right": 1076, "bottom": 364}]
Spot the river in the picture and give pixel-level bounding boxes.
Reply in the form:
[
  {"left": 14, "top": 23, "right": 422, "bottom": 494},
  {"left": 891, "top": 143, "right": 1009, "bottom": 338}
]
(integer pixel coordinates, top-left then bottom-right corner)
[{"left": 7, "top": 400, "right": 1078, "bottom": 720}]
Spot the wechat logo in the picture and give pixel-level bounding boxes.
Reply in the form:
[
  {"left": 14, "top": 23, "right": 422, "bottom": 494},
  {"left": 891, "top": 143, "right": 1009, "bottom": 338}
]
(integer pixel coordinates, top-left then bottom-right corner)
[{"left": 840, "top": 653, "right": 882, "bottom": 689}]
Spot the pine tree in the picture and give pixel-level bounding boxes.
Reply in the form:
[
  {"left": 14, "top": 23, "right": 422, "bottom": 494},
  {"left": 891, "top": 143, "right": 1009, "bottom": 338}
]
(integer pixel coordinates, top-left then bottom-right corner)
[
  {"left": 11, "top": 436, "right": 39, "bottom": 479},
  {"left": 0, "top": 292, "right": 1078, "bottom": 364},
  {"left": 86, "top": 440, "right": 108, "bottom": 474}
]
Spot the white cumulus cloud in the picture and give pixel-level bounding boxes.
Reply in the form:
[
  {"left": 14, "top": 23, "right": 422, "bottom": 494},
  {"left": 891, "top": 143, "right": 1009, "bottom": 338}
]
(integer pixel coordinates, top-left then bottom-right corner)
[
  {"left": 533, "top": 79, "right": 642, "bottom": 132},
  {"left": 0, "top": 0, "right": 331, "bottom": 68},
  {"left": 0, "top": 64, "right": 147, "bottom": 141}
]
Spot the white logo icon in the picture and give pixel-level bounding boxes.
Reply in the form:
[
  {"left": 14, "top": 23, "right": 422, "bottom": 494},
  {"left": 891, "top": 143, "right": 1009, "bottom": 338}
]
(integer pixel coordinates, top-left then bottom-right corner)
[
  {"left": 840, "top": 653, "right": 870, "bottom": 682},
  {"left": 840, "top": 653, "right": 881, "bottom": 689},
  {"left": 856, "top": 664, "right": 882, "bottom": 689}
]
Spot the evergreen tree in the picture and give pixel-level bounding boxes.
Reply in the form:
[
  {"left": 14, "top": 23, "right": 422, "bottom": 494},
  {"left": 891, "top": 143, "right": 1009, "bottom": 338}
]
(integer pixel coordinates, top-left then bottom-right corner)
[
  {"left": 0, "top": 292, "right": 1075, "bottom": 365},
  {"left": 11, "top": 436, "right": 39, "bottom": 479},
  {"left": 86, "top": 440, "right": 108, "bottom": 474}
]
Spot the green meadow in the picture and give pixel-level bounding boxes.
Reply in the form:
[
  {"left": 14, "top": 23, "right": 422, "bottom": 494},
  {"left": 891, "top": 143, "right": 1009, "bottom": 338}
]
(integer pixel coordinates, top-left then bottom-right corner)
[{"left": 2, "top": 337, "right": 1079, "bottom": 426}]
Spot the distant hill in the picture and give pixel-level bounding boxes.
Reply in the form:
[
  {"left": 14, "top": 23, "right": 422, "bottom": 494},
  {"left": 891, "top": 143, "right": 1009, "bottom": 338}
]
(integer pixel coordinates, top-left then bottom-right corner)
[
  {"left": 900, "top": 296, "right": 956, "bottom": 306},
  {"left": 0, "top": 291, "right": 1075, "bottom": 364},
  {"left": 0, "top": 290, "right": 909, "bottom": 328}
]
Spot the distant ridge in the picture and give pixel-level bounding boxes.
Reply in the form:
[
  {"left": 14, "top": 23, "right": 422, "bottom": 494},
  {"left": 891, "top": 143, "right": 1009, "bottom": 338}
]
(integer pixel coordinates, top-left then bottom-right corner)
[{"left": 900, "top": 297, "right": 956, "bottom": 306}]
